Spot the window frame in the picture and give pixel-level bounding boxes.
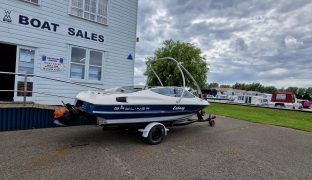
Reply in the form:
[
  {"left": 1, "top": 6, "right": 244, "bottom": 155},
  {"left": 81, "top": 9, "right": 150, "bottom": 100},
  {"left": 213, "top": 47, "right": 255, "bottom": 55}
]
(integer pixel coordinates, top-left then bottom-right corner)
[
  {"left": 88, "top": 50, "right": 103, "bottom": 81},
  {"left": 20, "top": 0, "right": 41, "bottom": 5},
  {"left": 17, "top": 47, "right": 36, "bottom": 75},
  {"left": 276, "top": 94, "right": 286, "bottom": 101},
  {"left": 68, "top": 0, "right": 109, "bottom": 25},
  {"left": 69, "top": 47, "right": 87, "bottom": 80},
  {"left": 14, "top": 46, "right": 37, "bottom": 101},
  {"left": 68, "top": 45, "right": 104, "bottom": 83}
]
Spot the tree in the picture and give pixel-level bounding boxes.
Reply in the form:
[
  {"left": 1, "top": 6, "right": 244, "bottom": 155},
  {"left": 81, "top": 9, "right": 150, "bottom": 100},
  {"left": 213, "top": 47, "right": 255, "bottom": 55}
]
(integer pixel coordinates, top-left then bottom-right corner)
[
  {"left": 247, "top": 83, "right": 264, "bottom": 92},
  {"left": 263, "top": 86, "right": 278, "bottom": 94},
  {"left": 232, "top": 83, "right": 247, "bottom": 90},
  {"left": 297, "top": 88, "right": 306, "bottom": 99},
  {"left": 207, "top": 83, "right": 219, "bottom": 88},
  {"left": 144, "top": 40, "right": 208, "bottom": 88},
  {"left": 303, "top": 93, "right": 310, "bottom": 100},
  {"left": 305, "top": 87, "right": 312, "bottom": 100},
  {"left": 220, "top": 84, "right": 231, "bottom": 88},
  {"left": 286, "top": 87, "right": 299, "bottom": 94},
  {"left": 278, "top": 87, "right": 286, "bottom": 92}
]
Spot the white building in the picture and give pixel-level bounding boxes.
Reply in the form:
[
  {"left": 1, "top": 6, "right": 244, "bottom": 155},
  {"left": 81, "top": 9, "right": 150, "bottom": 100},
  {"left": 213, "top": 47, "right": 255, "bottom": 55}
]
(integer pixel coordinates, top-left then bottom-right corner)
[{"left": 0, "top": 0, "right": 138, "bottom": 105}]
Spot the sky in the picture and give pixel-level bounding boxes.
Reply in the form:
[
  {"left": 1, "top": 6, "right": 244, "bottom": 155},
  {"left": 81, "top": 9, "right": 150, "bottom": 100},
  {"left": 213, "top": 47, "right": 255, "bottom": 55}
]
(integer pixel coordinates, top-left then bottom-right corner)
[{"left": 134, "top": 0, "right": 312, "bottom": 88}]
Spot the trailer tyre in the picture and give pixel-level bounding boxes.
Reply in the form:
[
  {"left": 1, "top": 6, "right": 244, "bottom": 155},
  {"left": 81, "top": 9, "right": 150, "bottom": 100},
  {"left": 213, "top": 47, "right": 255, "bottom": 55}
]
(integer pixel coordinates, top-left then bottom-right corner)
[{"left": 147, "top": 124, "right": 165, "bottom": 145}]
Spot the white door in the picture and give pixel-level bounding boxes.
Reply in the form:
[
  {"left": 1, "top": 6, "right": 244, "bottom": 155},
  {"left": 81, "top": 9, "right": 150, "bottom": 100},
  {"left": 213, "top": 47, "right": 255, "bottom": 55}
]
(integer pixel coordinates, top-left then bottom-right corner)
[{"left": 14, "top": 46, "right": 36, "bottom": 102}]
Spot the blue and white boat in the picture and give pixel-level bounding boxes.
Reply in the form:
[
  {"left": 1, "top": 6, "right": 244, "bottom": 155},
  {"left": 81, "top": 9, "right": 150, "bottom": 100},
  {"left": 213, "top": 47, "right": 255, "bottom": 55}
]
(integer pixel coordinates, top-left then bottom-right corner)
[
  {"left": 54, "top": 57, "right": 214, "bottom": 144},
  {"left": 74, "top": 86, "right": 208, "bottom": 125}
]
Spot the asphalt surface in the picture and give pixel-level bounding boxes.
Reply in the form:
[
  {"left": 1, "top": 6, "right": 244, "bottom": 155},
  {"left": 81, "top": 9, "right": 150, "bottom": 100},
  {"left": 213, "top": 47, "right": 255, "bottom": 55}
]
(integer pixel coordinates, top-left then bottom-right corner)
[{"left": 0, "top": 116, "right": 312, "bottom": 180}]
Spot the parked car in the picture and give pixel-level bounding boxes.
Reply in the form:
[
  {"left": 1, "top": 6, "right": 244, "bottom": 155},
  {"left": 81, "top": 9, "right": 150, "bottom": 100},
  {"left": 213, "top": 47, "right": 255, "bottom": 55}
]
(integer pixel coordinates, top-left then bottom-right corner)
[
  {"left": 298, "top": 99, "right": 311, "bottom": 108},
  {"left": 303, "top": 100, "right": 311, "bottom": 108}
]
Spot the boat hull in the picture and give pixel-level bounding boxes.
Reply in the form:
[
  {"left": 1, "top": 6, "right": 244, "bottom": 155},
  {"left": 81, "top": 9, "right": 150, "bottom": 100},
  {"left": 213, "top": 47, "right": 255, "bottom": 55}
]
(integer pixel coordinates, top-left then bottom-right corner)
[
  {"left": 97, "top": 114, "right": 194, "bottom": 125},
  {"left": 77, "top": 101, "right": 207, "bottom": 125}
]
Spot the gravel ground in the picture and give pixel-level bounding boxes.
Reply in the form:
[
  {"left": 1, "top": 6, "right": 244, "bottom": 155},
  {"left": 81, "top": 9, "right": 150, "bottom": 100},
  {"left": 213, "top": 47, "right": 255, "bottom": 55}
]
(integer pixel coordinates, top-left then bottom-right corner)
[{"left": 0, "top": 116, "right": 312, "bottom": 180}]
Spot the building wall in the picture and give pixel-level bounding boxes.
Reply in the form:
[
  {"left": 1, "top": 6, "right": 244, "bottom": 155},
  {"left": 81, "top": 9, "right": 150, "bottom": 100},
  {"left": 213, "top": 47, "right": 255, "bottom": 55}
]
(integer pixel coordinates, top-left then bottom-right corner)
[{"left": 0, "top": 0, "right": 138, "bottom": 104}]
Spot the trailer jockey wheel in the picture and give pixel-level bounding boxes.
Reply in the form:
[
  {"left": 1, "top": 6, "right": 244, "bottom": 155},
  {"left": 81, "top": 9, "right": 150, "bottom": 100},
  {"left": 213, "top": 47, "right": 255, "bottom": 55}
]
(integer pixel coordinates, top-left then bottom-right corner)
[
  {"left": 209, "top": 119, "right": 215, "bottom": 127},
  {"left": 147, "top": 124, "right": 166, "bottom": 145}
]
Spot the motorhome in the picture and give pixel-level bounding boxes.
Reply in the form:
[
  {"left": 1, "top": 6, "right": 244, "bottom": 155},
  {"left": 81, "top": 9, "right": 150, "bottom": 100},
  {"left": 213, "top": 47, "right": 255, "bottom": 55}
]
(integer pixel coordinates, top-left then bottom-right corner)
[{"left": 268, "top": 92, "right": 302, "bottom": 109}]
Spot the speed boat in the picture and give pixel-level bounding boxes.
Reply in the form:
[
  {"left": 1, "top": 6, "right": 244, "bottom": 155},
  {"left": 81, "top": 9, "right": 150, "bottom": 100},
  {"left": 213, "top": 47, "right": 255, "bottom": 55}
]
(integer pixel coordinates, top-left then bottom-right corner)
[
  {"left": 73, "top": 86, "right": 208, "bottom": 125},
  {"left": 54, "top": 57, "right": 215, "bottom": 144}
]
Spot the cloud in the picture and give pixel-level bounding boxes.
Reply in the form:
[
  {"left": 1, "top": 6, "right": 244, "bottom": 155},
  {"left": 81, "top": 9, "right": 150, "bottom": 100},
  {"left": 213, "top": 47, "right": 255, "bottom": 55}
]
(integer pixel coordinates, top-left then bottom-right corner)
[
  {"left": 133, "top": 56, "right": 147, "bottom": 85},
  {"left": 284, "top": 35, "right": 304, "bottom": 49},
  {"left": 135, "top": 0, "right": 312, "bottom": 88},
  {"left": 230, "top": 38, "right": 248, "bottom": 51},
  {"left": 259, "top": 68, "right": 288, "bottom": 77}
]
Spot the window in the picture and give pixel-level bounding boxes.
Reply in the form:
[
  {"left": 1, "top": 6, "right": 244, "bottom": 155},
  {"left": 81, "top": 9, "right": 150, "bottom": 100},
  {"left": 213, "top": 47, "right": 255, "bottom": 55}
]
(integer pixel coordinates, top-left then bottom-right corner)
[
  {"left": 69, "top": 0, "right": 108, "bottom": 25},
  {"left": 70, "top": 46, "right": 103, "bottom": 81},
  {"left": 89, "top": 51, "right": 102, "bottom": 80},
  {"left": 18, "top": 48, "right": 35, "bottom": 74},
  {"left": 70, "top": 47, "right": 86, "bottom": 79},
  {"left": 17, "top": 82, "right": 33, "bottom": 97},
  {"left": 21, "top": 0, "right": 39, "bottom": 5},
  {"left": 16, "top": 47, "right": 35, "bottom": 98},
  {"left": 276, "top": 94, "right": 286, "bottom": 100}
]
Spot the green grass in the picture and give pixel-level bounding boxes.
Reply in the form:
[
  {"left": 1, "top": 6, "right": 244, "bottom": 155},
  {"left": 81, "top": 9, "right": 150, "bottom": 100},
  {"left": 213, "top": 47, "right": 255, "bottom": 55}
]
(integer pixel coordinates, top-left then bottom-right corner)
[{"left": 204, "top": 103, "right": 312, "bottom": 132}]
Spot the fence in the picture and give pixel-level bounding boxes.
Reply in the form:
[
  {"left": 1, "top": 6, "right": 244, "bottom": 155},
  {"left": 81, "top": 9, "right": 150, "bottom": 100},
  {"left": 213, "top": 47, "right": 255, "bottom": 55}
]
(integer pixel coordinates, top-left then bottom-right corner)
[
  {"left": 0, "top": 71, "right": 106, "bottom": 106},
  {"left": 0, "top": 107, "right": 92, "bottom": 131},
  {"left": 0, "top": 71, "right": 102, "bottom": 131}
]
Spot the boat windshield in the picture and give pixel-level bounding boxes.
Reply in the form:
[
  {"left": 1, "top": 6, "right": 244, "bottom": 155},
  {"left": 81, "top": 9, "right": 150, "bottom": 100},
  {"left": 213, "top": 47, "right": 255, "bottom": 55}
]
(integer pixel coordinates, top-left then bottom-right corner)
[{"left": 151, "top": 87, "right": 195, "bottom": 98}]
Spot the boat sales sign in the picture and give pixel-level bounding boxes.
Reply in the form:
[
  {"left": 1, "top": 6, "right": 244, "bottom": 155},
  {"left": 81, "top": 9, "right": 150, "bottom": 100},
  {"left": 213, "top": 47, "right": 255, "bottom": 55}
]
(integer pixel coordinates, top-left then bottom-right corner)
[{"left": 1, "top": 9, "right": 105, "bottom": 43}]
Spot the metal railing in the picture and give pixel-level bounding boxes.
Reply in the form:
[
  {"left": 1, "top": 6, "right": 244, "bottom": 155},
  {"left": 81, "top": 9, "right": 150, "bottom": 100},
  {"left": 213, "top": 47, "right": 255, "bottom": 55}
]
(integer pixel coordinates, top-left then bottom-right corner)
[{"left": 0, "top": 71, "right": 106, "bottom": 106}]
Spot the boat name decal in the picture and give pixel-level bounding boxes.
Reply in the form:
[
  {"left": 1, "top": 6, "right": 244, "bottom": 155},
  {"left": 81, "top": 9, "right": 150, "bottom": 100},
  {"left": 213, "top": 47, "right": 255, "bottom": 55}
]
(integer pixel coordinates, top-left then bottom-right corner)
[
  {"left": 113, "top": 105, "right": 151, "bottom": 111},
  {"left": 173, "top": 106, "right": 185, "bottom": 111}
]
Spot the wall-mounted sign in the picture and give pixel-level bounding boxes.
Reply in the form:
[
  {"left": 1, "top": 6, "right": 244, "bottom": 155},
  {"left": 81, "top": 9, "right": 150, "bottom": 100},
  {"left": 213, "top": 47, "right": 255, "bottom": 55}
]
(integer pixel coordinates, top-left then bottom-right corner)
[
  {"left": 127, "top": 54, "right": 133, "bottom": 60},
  {"left": 1, "top": 8, "right": 105, "bottom": 43},
  {"left": 40, "top": 56, "right": 64, "bottom": 71},
  {"left": 3, "top": 10, "right": 12, "bottom": 23},
  {"left": 19, "top": 15, "right": 104, "bottom": 43}
]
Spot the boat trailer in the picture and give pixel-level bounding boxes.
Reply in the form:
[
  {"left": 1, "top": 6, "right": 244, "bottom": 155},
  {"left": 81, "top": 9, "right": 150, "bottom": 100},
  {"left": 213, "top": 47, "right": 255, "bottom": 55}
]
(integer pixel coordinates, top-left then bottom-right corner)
[{"left": 54, "top": 104, "right": 216, "bottom": 145}]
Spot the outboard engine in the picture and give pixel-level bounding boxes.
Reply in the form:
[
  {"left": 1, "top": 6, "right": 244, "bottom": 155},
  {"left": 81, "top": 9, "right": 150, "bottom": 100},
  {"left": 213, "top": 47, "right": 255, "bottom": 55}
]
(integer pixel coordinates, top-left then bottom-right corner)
[{"left": 53, "top": 103, "right": 94, "bottom": 126}]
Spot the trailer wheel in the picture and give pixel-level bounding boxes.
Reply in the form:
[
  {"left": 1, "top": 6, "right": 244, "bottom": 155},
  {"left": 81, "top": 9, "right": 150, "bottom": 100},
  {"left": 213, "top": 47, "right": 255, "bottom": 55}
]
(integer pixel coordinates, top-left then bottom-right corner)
[{"left": 146, "top": 124, "right": 165, "bottom": 145}]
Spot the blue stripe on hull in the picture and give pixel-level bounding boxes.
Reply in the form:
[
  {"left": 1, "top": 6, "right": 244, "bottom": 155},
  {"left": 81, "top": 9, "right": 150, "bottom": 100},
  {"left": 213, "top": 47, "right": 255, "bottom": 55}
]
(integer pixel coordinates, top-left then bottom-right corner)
[
  {"left": 94, "top": 110, "right": 195, "bottom": 120},
  {"left": 79, "top": 102, "right": 206, "bottom": 120}
]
